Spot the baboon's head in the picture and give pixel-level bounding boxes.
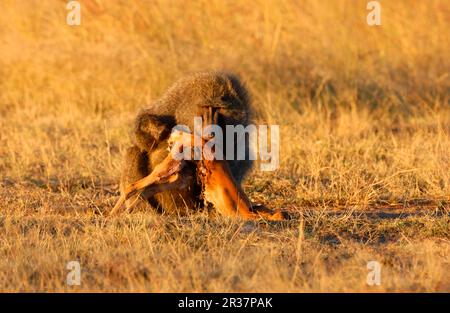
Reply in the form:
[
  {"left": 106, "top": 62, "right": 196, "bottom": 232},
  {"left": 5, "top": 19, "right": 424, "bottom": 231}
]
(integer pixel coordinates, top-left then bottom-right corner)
[{"left": 169, "top": 72, "right": 250, "bottom": 129}]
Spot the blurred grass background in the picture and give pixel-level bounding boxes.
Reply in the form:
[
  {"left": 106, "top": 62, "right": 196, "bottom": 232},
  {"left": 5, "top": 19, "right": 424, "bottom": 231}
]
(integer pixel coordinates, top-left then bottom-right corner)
[{"left": 0, "top": 0, "right": 449, "bottom": 293}]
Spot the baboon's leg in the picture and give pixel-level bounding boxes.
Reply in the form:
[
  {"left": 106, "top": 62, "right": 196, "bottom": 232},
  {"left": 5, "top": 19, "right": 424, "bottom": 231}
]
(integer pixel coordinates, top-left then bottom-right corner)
[
  {"left": 120, "top": 146, "right": 151, "bottom": 211},
  {"left": 114, "top": 132, "right": 201, "bottom": 215},
  {"left": 151, "top": 167, "right": 200, "bottom": 215},
  {"left": 147, "top": 140, "right": 200, "bottom": 215}
]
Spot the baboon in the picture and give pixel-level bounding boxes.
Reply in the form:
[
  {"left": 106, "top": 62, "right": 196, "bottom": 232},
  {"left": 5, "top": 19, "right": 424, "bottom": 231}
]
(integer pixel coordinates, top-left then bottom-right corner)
[{"left": 120, "top": 71, "right": 253, "bottom": 215}]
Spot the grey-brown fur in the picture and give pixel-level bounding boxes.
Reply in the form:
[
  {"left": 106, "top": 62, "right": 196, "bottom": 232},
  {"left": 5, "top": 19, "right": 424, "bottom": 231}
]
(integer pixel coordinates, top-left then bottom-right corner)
[{"left": 121, "top": 71, "right": 253, "bottom": 213}]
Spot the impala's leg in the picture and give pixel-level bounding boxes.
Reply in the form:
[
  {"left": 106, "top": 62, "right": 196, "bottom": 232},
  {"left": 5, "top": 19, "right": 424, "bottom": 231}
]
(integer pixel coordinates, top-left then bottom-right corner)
[
  {"left": 119, "top": 146, "right": 151, "bottom": 212},
  {"left": 198, "top": 106, "right": 286, "bottom": 221},
  {"left": 201, "top": 159, "right": 285, "bottom": 220}
]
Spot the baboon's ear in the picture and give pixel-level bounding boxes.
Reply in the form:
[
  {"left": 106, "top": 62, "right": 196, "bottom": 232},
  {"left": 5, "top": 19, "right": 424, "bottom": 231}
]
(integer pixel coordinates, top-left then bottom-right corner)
[
  {"left": 225, "top": 78, "right": 240, "bottom": 101},
  {"left": 137, "top": 114, "right": 166, "bottom": 134},
  {"left": 134, "top": 113, "right": 171, "bottom": 151},
  {"left": 225, "top": 74, "right": 249, "bottom": 106}
]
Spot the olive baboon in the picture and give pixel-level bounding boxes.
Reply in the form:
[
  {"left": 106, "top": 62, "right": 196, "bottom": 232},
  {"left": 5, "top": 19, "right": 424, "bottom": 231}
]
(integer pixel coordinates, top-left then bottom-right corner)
[{"left": 120, "top": 71, "right": 253, "bottom": 215}]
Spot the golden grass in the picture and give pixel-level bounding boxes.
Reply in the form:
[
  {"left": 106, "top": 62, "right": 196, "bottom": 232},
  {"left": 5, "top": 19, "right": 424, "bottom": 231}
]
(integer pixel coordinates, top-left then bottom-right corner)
[{"left": 0, "top": 0, "right": 449, "bottom": 292}]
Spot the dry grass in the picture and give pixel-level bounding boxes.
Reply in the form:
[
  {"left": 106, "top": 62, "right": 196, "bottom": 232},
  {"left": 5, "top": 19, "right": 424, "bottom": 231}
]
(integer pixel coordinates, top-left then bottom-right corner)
[{"left": 0, "top": 0, "right": 449, "bottom": 292}]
